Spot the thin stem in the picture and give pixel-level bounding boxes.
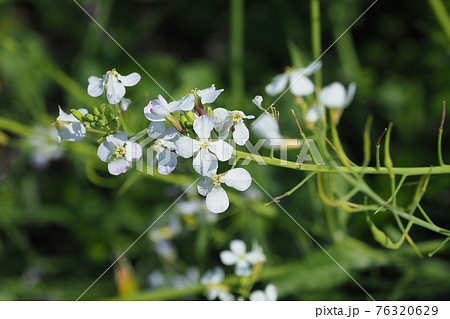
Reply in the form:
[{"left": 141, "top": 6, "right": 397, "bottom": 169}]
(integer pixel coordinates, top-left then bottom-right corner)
[
  {"left": 311, "top": 0, "right": 322, "bottom": 86},
  {"left": 438, "top": 101, "right": 446, "bottom": 166},
  {"left": 428, "top": 0, "right": 450, "bottom": 41},
  {"left": 230, "top": 0, "right": 245, "bottom": 105}
]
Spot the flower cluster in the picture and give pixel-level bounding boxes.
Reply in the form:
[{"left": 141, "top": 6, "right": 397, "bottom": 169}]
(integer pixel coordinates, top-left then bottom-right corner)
[
  {"left": 53, "top": 68, "right": 255, "bottom": 214},
  {"left": 200, "top": 239, "right": 277, "bottom": 301}
]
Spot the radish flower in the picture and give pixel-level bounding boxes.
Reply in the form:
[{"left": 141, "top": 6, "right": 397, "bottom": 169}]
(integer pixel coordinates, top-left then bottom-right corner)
[
  {"left": 265, "top": 61, "right": 322, "bottom": 97},
  {"left": 175, "top": 115, "right": 233, "bottom": 176},
  {"left": 54, "top": 106, "right": 88, "bottom": 143},
  {"left": 213, "top": 108, "right": 255, "bottom": 145},
  {"left": 88, "top": 69, "right": 141, "bottom": 104},
  {"left": 97, "top": 132, "right": 142, "bottom": 175},
  {"left": 144, "top": 94, "right": 193, "bottom": 122},
  {"left": 201, "top": 267, "right": 234, "bottom": 301},
  {"left": 148, "top": 122, "right": 180, "bottom": 175},
  {"left": 198, "top": 168, "right": 251, "bottom": 214},
  {"left": 176, "top": 84, "right": 223, "bottom": 112},
  {"left": 220, "top": 239, "right": 264, "bottom": 276}
]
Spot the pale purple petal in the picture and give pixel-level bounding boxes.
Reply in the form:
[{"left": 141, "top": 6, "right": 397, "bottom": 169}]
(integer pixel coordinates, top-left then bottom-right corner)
[
  {"left": 97, "top": 141, "right": 115, "bottom": 162},
  {"left": 156, "top": 149, "right": 177, "bottom": 175},
  {"left": 125, "top": 141, "right": 142, "bottom": 162},
  {"left": 108, "top": 157, "right": 130, "bottom": 175},
  {"left": 197, "top": 177, "right": 214, "bottom": 196},
  {"left": 193, "top": 148, "right": 218, "bottom": 176}
]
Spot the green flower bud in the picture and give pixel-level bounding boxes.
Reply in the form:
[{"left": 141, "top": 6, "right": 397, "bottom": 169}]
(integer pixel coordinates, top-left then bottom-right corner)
[
  {"left": 86, "top": 114, "right": 94, "bottom": 121},
  {"left": 93, "top": 106, "right": 101, "bottom": 116},
  {"left": 71, "top": 109, "right": 85, "bottom": 122},
  {"left": 98, "top": 119, "right": 106, "bottom": 127},
  {"left": 185, "top": 111, "right": 197, "bottom": 123}
]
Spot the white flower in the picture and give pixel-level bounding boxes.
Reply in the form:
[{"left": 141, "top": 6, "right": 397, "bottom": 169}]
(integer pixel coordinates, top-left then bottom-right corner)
[
  {"left": 265, "top": 61, "right": 322, "bottom": 97},
  {"left": 176, "top": 84, "right": 224, "bottom": 111},
  {"left": 213, "top": 108, "right": 255, "bottom": 145},
  {"left": 252, "top": 95, "right": 265, "bottom": 111},
  {"left": 144, "top": 94, "right": 193, "bottom": 122},
  {"left": 155, "top": 239, "right": 177, "bottom": 262},
  {"left": 97, "top": 132, "right": 142, "bottom": 175},
  {"left": 148, "top": 122, "right": 180, "bottom": 175},
  {"left": 88, "top": 69, "right": 141, "bottom": 104},
  {"left": 201, "top": 267, "right": 234, "bottom": 301},
  {"left": 120, "top": 98, "right": 132, "bottom": 111},
  {"left": 198, "top": 168, "right": 252, "bottom": 213},
  {"left": 54, "top": 106, "right": 87, "bottom": 143},
  {"left": 249, "top": 284, "right": 277, "bottom": 301},
  {"left": 305, "top": 105, "right": 324, "bottom": 123},
  {"left": 251, "top": 113, "right": 282, "bottom": 140},
  {"left": 27, "top": 126, "right": 64, "bottom": 169},
  {"left": 319, "top": 82, "right": 357, "bottom": 109},
  {"left": 175, "top": 115, "right": 233, "bottom": 176},
  {"left": 220, "top": 239, "right": 264, "bottom": 276}
]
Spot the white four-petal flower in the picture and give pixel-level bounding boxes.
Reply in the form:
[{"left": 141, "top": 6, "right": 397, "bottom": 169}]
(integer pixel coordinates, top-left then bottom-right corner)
[
  {"left": 88, "top": 69, "right": 141, "bottom": 104},
  {"left": 197, "top": 168, "right": 251, "bottom": 214},
  {"left": 54, "top": 106, "right": 88, "bottom": 143},
  {"left": 265, "top": 61, "right": 322, "bottom": 97},
  {"left": 147, "top": 122, "right": 180, "bottom": 175},
  {"left": 175, "top": 115, "right": 233, "bottom": 176},
  {"left": 176, "top": 84, "right": 224, "bottom": 111},
  {"left": 249, "top": 284, "right": 278, "bottom": 301},
  {"left": 220, "top": 239, "right": 265, "bottom": 276},
  {"left": 213, "top": 108, "right": 255, "bottom": 145},
  {"left": 97, "top": 132, "right": 142, "bottom": 175},
  {"left": 144, "top": 94, "right": 193, "bottom": 122},
  {"left": 319, "top": 82, "right": 357, "bottom": 109},
  {"left": 201, "top": 267, "right": 234, "bottom": 301},
  {"left": 305, "top": 105, "right": 324, "bottom": 123}
]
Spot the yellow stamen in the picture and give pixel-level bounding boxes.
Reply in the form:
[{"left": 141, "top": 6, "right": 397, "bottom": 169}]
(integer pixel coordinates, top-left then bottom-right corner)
[
  {"left": 114, "top": 146, "right": 125, "bottom": 156},
  {"left": 201, "top": 141, "right": 209, "bottom": 148}
]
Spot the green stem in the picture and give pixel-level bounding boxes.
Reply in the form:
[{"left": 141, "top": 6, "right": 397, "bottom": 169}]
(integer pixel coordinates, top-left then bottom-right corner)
[
  {"left": 230, "top": 0, "right": 245, "bottom": 105},
  {"left": 233, "top": 150, "right": 450, "bottom": 176},
  {"left": 428, "top": 0, "right": 450, "bottom": 41},
  {"left": 311, "top": 0, "right": 322, "bottom": 86}
]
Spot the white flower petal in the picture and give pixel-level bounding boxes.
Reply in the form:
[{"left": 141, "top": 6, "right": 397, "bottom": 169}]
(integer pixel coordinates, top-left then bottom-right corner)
[
  {"left": 120, "top": 98, "right": 131, "bottom": 111},
  {"left": 230, "top": 239, "right": 246, "bottom": 255},
  {"left": 87, "top": 76, "right": 104, "bottom": 97},
  {"left": 197, "top": 177, "right": 214, "bottom": 196},
  {"left": 173, "top": 94, "right": 194, "bottom": 112},
  {"left": 193, "top": 115, "right": 214, "bottom": 140},
  {"left": 208, "top": 139, "right": 233, "bottom": 161},
  {"left": 205, "top": 184, "right": 229, "bottom": 213},
  {"left": 108, "top": 157, "right": 130, "bottom": 175},
  {"left": 265, "top": 73, "right": 288, "bottom": 96},
  {"left": 220, "top": 251, "right": 238, "bottom": 265},
  {"left": 265, "top": 284, "right": 277, "bottom": 301},
  {"left": 118, "top": 72, "right": 141, "bottom": 86},
  {"left": 156, "top": 149, "right": 177, "bottom": 175},
  {"left": 97, "top": 141, "right": 115, "bottom": 162},
  {"left": 232, "top": 121, "right": 249, "bottom": 145},
  {"left": 251, "top": 113, "right": 282, "bottom": 140},
  {"left": 305, "top": 105, "right": 323, "bottom": 123},
  {"left": 289, "top": 72, "right": 315, "bottom": 96},
  {"left": 193, "top": 148, "right": 218, "bottom": 176},
  {"left": 235, "top": 264, "right": 252, "bottom": 277},
  {"left": 148, "top": 122, "right": 167, "bottom": 139},
  {"left": 345, "top": 82, "right": 357, "bottom": 106},
  {"left": 144, "top": 95, "right": 171, "bottom": 121},
  {"left": 249, "top": 290, "right": 266, "bottom": 301},
  {"left": 213, "top": 107, "right": 231, "bottom": 132},
  {"left": 106, "top": 132, "right": 128, "bottom": 148},
  {"left": 221, "top": 168, "right": 251, "bottom": 191},
  {"left": 302, "top": 60, "right": 322, "bottom": 76},
  {"left": 106, "top": 75, "right": 126, "bottom": 104},
  {"left": 125, "top": 141, "right": 142, "bottom": 162},
  {"left": 197, "top": 84, "right": 223, "bottom": 104},
  {"left": 175, "top": 136, "right": 200, "bottom": 158},
  {"left": 319, "top": 82, "right": 347, "bottom": 109}
]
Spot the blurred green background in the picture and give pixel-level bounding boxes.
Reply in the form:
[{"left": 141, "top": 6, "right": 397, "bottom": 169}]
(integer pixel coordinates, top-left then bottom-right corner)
[{"left": 0, "top": 0, "right": 450, "bottom": 300}]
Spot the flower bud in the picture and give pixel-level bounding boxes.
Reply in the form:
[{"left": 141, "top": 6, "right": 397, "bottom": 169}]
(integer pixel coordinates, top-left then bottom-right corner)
[
  {"left": 181, "top": 115, "right": 192, "bottom": 129},
  {"left": 86, "top": 114, "right": 95, "bottom": 121},
  {"left": 98, "top": 119, "right": 106, "bottom": 127},
  {"left": 93, "top": 106, "right": 101, "bottom": 116},
  {"left": 185, "top": 111, "right": 197, "bottom": 124},
  {"left": 206, "top": 107, "right": 213, "bottom": 117},
  {"left": 193, "top": 94, "right": 206, "bottom": 116},
  {"left": 166, "top": 114, "right": 184, "bottom": 132},
  {"left": 71, "top": 109, "right": 85, "bottom": 122}
]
